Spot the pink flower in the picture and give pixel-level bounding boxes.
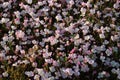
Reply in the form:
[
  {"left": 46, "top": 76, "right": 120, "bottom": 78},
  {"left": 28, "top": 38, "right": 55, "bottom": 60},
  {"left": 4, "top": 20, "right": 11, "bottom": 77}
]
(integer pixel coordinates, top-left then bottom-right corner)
[
  {"left": 45, "top": 58, "right": 53, "bottom": 64},
  {"left": 86, "top": 50, "right": 92, "bottom": 55},
  {"left": 65, "top": 68, "right": 74, "bottom": 76},
  {"left": 20, "top": 50, "right": 25, "bottom": 55},
  {"left": 81, "top": 2, "right": 86, "bottom": 7},
  {"left": 15, "top": 30, "right": 25, "bottom": 39},
  {"left": 60, "top": 0, "right": 66, "bottom": 4},
  {"left": 77, "top": 61, "right": 81, "bottom": 65},
  {"left": 23, "top": 19, "right": 28, "bottom": 27},
  {"left": 53, "top": 61, "right": 59, "bottom": 67},
  {"left": 70, "top": 48, "right": 75, "bottom": 54},
  {"left": 14, "top": 18, "right": 20, "bottom": 24},
  {"left": 48, "top": 36, "right": 58, "bottom": 45},
  {"left": 19, "top": 2, "right": 24, "bottom": 9}
]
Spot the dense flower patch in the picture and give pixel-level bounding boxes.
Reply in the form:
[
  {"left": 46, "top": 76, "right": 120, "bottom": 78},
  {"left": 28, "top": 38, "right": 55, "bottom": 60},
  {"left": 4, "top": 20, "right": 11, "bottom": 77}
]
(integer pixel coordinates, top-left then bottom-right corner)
[{"left": 0, "top": 0, "right": 120, "bottom": 80}]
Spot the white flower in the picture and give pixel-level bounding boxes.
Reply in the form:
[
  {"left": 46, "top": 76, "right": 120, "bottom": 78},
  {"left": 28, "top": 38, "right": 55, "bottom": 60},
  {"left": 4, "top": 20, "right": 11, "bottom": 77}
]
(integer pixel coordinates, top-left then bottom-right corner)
[
  {"left": 74, "top": 34, "right": 79, "bottom": 39},
  {"left": 11, "top": 25, "right": 16, "bottom": 30},
  {"left": 60, "top": 68, "right": 68, "bottom": 78},
  {"left": 57, "top": 45, "right": 65, "bottom": 51},
  {"left": 74, "top": 39, "right": 81, "bottom": 46},
  {"left": 62, "top": 11, "right": 68, "bottom": 16},
  {"left": 1, "top": 18, "right": 9, "bottom": 23},
  {"left": 114, "top": 35, "right": 119, "bottom": 40},
  {"left": 32, "top": 62, "right": 37, "bottom": 67},
  {"left": 38, "top": 2, "right": 44, "bottom": 6},
  {"left": 2, "top": 36, "right": 8, "bottom": 41},
  {"left": 111, "top": 36, "right": 114, "bottom": 41},
  {"left": 86, "top": 2, "right": 92, "bottom": 8},
  {"left": 111, "top": 35, "right": 118, "bottom": 41},
  {"left": 37, "top": 68, "right": 45, "bottom": 76},
  {"left": 111, "top": 68, "right": 117, "bottom": 74},
  {"left": 45, "top": 59, "right": 53, "bottom": 64},
  {"left": 74, "top": 66, "right": 80, "bottom": 76},
  {"left": 2, "top": 2, "right": 9, "bottom": 8},
  {"left": 22, "top": 60, "right": 30, "bottom": 64},
  {"left": 99, "top": 34, "right": 105, "bottom": 39},
  {"left": 44, "top": 72, "right": 51, "bottom": 79},
  {"left": 84, "top": 35, "right": 92, "bottom": 40},
  {"left": 83, "top": 29, "right": 89, "bottom": 35},
  {"left": 43, "top": 52, "right": 52, "bottom": 58},
  {"left": 32, "top": 40, "right": 38, "bottom": 44},
  {"left": 3, "top": 13, "right": 8, "bottom": 17},
  {"left": 117, "top": 74, "right": 120, "bottom": 79},
  {"left": 65, "top": 26, "right": 74, "bottom": 34},
  {"left": 34, "top": 75, "right": 40, "bottom": 80},
  {"left": 80, "top": 8, "right": 86, "bottom": 16},
  {"left": 49, "top": 66, "right": 55, "bottom": 72},
  {"left": 97, "top": 11, "right": 101, "bottom": 17},
  {"left": 14, "top": 11, "right": 21, "bottom": 18},
  {"left": 48, "top": 77, "right": 55, "bottom": 80},
  {"left": 0, "top": 52, "right": 5, "bottom": 58},
  {"left": 55, "top": 14, "right": 62, "bottom": 21},
  {"left": 88, "top": 60, "right": 94, "bottom": 65},
  {"left": 68, "top": 54, "right": 77, "bottom": 59},
  {"left": 12, "top": 63, "right": 18, "bottom": 67},
  {"left": 69, "top": 0, "right": 74, "bottom": 6},
  {"left": 113, "top": 3, "right": 119, "bottom": 9},
  {"left": 15, "top": 45, "right": 22, "bottom": 51},
  {"left": 55, "top": 72, "right": 61, "bottom": 78},
  {"left": 25, "top": 71, "right": 34, "bottom": 77},
  {"left": 2, "top": 72, "right": 8, "bottom": 77},
  {"left": 105, "top": 49, "right": 112, "bottom": 56},
  {"left": 65, "top": 68, "right": 74, "bottom": 76},
  {"left": 42, "top": 7, "right": 49, "bottom": 12},
  {"left": 100, "top": 45, "right": 106, "bottom": 51},
  {"left": 4, "top": 46, "right": 10, "bottom": 51},
  {"left": 90, "top": 9, "right": 95, "bottom": 14},
  {"left": 105, "top": 27, "right": 110, "bottom": 32},
  {"left": 26, "top": 0, "right": 32, "bottom": 4}
]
